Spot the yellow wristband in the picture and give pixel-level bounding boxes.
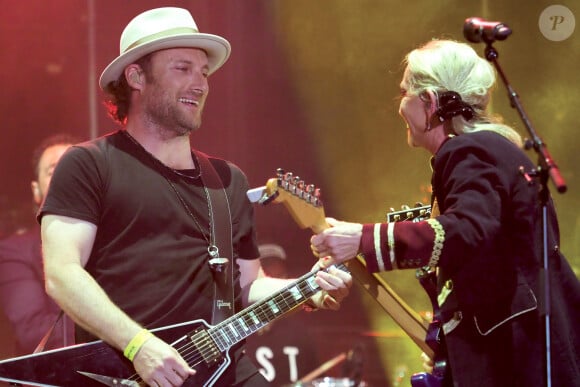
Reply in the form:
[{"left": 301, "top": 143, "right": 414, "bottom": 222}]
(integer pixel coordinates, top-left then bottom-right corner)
[{"left": 123, "top": 328, "right": 153, "bottom": 361}]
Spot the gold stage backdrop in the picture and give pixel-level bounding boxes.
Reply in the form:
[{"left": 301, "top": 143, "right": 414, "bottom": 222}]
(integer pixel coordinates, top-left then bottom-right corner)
[{"left": 0, "top": 1, "right": 578, "bottom": 385}]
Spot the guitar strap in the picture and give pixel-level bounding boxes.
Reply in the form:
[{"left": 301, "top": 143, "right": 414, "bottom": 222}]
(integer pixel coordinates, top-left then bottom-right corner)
[
  {"left": 33, "top": 310, "right": 64, "bottom": 354},
  {"left": 194, "top": 150, "right": 235, "bottom": 324},
  {"left": 33, "top": 310, "right": 74, "bottom": 353}
]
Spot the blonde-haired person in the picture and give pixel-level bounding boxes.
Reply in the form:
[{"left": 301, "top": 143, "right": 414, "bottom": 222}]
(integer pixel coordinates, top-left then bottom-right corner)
[
  {"left": 311, "top": 39, "right": 580, "bottom": 386},
  {"left": 403, "top": 39, "right": 522, "bottom": 146}
]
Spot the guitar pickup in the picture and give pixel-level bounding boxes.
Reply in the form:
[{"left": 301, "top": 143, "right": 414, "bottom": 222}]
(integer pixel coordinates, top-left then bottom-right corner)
[{"left": 188, "top": 328, "right": 223, "bottom": 366}]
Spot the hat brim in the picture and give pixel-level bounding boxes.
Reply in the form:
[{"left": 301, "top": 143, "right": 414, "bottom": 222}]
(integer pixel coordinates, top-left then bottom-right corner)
[{"left": 99, "top": 33, "right": 231, "bottom": 90}]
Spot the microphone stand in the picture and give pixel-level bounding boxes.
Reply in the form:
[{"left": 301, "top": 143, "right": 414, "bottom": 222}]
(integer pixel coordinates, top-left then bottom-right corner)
[{"left": 481, "top": 42, "right": 567, "bottom": 387}]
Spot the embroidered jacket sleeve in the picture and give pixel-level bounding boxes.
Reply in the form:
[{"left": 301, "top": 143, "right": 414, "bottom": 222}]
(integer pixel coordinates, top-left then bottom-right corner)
[{"left": 359, "top": 133, "right": 518, "bottom": 276}]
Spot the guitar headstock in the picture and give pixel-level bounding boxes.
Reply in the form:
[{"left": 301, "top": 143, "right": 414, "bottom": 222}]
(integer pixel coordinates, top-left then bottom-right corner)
[
  {"left": 262, "top": 169, "right": 328, "bottom": 233},
  {"left": 387, "top": 203, "right": 431, "bottom": 223}
]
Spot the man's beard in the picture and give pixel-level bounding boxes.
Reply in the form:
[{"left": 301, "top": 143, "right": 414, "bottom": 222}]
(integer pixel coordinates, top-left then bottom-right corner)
[{"left": 143, "top": 84, "right": 203, "bottom": 136}]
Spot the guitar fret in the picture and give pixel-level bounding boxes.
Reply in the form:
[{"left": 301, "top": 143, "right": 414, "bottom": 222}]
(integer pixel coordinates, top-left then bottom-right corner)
[
  {"left": 226, "top": 323, "right": 238, "bottom": 339},
  {"left": 230, "top": 318, "right": 244, "bottom": 336},
  {"left": 258, "top": 303, "right": 276, "bottom": 321},
  {"left": 211, "top": 330, "right": 227, "bottom": 351},
  {"left": 288, "top": 285, "right": 303, "bottom": 301},
  {"left": 248, "top": 310, "right": 260, "bottom": 325},
  {"left": 271, "top": 291, "right": 296, "bottom": 313},
  {"left": 267, "top": 300, "right": 280, "bottom": 315},
  {"left": 221, "top": 329, "right": 232, "bottom": 346},
  {"left": 238, "top": 316, "right": 251, "bottom": 332}
]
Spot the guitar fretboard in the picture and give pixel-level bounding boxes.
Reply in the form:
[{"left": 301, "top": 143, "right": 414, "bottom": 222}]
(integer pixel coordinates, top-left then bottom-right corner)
[{"left": 208, "top": 264, "right": 346, "bottom": 351}]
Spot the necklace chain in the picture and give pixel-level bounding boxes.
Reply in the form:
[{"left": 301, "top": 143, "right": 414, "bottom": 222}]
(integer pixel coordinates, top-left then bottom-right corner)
[{"left": 121, "top": 130, "right": 218, "bottom": 255}]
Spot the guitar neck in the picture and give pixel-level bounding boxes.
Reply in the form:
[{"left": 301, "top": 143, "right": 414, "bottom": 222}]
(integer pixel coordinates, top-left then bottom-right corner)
[
  {"left": 207, "top": 265, "right": 344, "bottom": 351},
  {"left": 349, "top": 257, "right": 433, "bottom": 357}
]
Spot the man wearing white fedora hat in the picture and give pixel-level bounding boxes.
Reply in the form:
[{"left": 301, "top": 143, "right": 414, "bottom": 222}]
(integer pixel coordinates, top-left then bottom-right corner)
[{"left": 37, "top": 7, "right": 352, "bottom": 387}]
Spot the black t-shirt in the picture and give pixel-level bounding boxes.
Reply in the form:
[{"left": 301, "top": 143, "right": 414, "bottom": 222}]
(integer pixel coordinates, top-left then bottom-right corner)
[{"left": 38, "top": 130, "right": 261, "bottom": 382}]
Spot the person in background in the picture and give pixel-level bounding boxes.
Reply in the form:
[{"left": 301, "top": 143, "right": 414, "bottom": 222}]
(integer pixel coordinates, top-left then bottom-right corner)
[
  {"left": 0, "top": 134, "right": 76, "bottom": 356},
  {"left": 39, "top": 7, "right": 351, "bottom": 387},
  {"left": 310, "top": 39, "right": 580, "bottom": 386}
]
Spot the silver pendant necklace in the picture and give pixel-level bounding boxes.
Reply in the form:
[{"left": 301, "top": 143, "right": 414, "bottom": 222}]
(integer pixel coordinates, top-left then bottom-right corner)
[{"left": 121, "top": 130, "right": 221, "bottom": 260}]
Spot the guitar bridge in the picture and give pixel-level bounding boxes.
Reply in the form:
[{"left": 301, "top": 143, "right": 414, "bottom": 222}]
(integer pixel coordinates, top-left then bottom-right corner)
[{"left": 189, "top": 327, "right": 223, "bottom": 366}]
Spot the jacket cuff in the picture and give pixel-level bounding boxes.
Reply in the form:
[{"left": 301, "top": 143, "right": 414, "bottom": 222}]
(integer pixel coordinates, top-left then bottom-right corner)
[{"left": 360, "top": 223, "right": 392, "bottom": 273}]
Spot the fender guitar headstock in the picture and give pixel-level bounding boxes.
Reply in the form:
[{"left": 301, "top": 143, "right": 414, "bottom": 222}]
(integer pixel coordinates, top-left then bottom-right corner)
[{"left": 249, "top": 168, "right": 328, "bottom": 233}]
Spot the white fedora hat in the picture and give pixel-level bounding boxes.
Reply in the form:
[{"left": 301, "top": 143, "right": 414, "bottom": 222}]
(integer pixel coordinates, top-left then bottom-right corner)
[{"left": 99, "top": 7, "right": 231, "bottom": 89}]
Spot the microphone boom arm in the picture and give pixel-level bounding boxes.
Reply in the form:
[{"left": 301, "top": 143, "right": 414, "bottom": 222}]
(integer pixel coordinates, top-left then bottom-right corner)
[{"left": 483, "top": 45, "right": 567, "bottom": 193}]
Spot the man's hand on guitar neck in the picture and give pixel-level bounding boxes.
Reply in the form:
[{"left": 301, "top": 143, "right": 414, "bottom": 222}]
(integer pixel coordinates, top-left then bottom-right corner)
[
  {"left": 307, "top": 262, "right": 353, "bottom": 311},
  {"left": 310, "top": 217, "right": 363, "bottom": 268}
]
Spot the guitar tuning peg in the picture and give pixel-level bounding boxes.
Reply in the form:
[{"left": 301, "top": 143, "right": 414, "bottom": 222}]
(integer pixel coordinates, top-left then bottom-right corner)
[
  {"left": 389, "top": 207, "right": 395, "bottom": 212},
  {"left": 415, "top": 202, "right": 424, "bottom": 207},
  {"left": 306, "top": 184, "right": 316, "bottom": 193},
  {"left": 401, "top": 204, "right": 410, "bottom": 210},
  {"left": 283, "top": 172, "right": 293, "bottom": 182},
  {"left": 311, "top": 188, "right": 323, "bottom": 206},
  {"left": 286, "top": 176, "right": 298, "bottom": 195},
  {"left": 296, "top": 180, "right": 305, "bottom": 198},
  {"left": 276, "top": 168, "right": 285, "bottom": 177}
]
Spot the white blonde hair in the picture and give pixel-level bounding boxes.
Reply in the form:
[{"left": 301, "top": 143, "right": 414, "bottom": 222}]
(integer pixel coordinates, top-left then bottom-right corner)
[{"left": 403, "top": 39, "right": 522, "bottom": 147}]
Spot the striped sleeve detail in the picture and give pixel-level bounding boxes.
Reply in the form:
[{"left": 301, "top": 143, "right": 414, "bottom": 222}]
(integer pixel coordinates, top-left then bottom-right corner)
[
  {"left": 360, "top": 219, "right": 445, "bottom": 272},
  {"left": 387, "top": 222, "right": 396, "bottom": 269},
  {"left": 360, "top": 223, "right": 392, "bottom": 273},
  {"left": 373, "top": 224, "right": 385, "bottom": 271}
]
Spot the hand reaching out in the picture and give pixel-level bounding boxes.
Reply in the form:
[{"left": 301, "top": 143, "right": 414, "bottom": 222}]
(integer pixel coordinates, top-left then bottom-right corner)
[{"left": 310, "top": 218, "right": 363, "bottom": 268}]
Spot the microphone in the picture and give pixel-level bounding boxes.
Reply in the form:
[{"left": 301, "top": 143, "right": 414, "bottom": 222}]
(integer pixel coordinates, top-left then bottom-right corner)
[{"left": 463, "top": 17, "right": 512, "bottom": 43}]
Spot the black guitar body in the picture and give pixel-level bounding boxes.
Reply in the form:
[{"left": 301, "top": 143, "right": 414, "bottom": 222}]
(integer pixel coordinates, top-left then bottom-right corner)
[
  {"left": 0, "top": 320, "right": 229, "bottom": 387},
  {"left": 410, "top": 268, "right": 448, "bottom": 387},
  {"left": 410, "top": 371, "right": 445, "bottom": 387}
]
